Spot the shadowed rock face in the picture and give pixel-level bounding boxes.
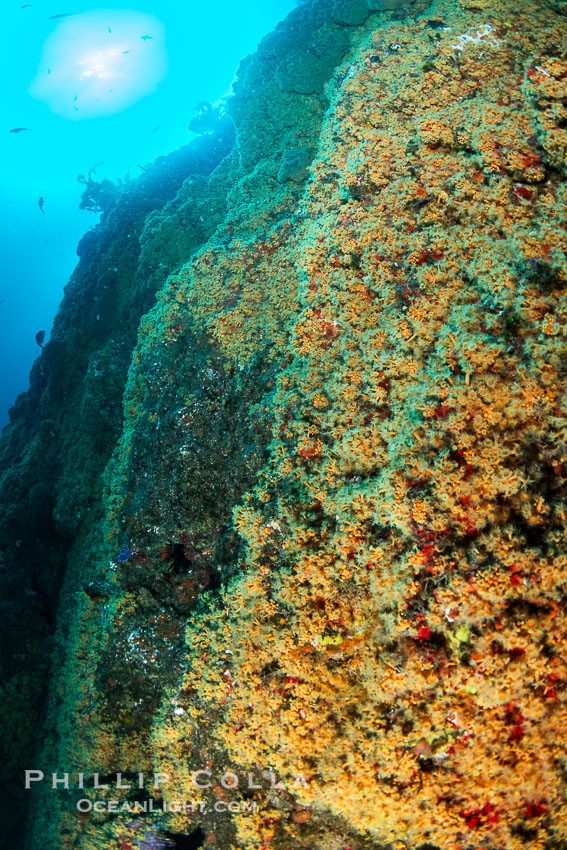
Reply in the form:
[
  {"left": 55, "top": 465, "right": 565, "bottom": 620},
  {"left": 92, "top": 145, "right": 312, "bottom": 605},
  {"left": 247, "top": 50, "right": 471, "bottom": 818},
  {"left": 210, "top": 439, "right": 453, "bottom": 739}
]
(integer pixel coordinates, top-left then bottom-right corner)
[
  {"left": 2, "top": 0, "right": 567, "bottom": 849},
  {"left": 544, "top": 0, "right": 567, "bottom": 12},
  {"left": 0, "top": 122, "right": 235, "bottom": 848}
]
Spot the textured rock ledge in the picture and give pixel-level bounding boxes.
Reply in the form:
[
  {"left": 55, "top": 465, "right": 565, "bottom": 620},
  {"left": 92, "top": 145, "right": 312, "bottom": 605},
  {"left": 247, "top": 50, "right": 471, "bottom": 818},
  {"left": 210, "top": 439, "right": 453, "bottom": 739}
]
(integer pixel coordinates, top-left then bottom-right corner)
[{"left": 1, "top": 0, "right": 566, "bottom": 848}]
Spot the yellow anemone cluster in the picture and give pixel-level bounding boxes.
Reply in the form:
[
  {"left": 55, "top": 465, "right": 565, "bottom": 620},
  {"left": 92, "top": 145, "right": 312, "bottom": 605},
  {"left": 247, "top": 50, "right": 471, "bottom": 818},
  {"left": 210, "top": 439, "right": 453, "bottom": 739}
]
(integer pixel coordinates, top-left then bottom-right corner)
[{"left": 152, "top": 1, "right": 567, "bottom": 848}]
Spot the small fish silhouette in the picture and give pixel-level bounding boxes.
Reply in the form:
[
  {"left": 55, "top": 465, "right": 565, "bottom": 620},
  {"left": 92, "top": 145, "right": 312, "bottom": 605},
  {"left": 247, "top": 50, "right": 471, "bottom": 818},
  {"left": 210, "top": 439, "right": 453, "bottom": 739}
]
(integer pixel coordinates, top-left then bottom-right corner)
[
  {"left": 140, "top": 34, "right": 153, "bottom": 40},
  {"left": 49, "top": 12, "right": 77, "bottom": 19},
  {"left": 35, "top": 330, "right": 46, "bottom": 347},
  {"left": 9, "top": 127, "right": 31, "bottom": 133},
  {"left": 38, "top": 196, "right": 45, "bottom": 213},
  {"left": 21, "top": 4, "right": 32, "bottom": 8}
]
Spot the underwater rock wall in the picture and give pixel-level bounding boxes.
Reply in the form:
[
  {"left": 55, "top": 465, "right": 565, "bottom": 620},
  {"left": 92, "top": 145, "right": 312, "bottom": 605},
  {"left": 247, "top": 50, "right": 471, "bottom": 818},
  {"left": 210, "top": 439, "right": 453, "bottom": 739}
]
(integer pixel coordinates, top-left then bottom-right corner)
[
  {"left": 0, "top": 124, "right": 234, "bottom": 845},
  {"left": 7, "top": 2, "right": 389, "bottom": 848},
  {"left": 144, "top": 1, "right": 567, "bottom": 848},
  {"left": 0, "top": 0, "right": 566, "bottom": 848}
]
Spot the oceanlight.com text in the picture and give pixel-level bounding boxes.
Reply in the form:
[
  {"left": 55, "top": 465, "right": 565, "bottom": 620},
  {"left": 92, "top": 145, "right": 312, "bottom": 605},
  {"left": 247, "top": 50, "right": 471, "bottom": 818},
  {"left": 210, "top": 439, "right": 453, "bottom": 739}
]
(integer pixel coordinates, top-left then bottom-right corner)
[{"left": 75, "top": 798, "right": 258, "bottom": 815}]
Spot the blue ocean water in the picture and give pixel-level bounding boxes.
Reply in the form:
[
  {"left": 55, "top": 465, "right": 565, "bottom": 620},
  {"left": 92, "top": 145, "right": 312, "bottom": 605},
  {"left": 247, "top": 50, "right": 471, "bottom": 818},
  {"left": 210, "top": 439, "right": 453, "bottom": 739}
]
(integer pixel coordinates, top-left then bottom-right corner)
[{"left": 0, "top": 0, "right": 295, "bottom": 429}]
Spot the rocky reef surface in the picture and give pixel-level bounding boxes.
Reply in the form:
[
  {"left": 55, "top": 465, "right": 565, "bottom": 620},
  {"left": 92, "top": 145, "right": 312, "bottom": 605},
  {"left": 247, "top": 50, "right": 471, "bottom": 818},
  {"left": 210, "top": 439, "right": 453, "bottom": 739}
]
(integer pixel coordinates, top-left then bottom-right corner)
[{"left": 1, "top": 0, "right": 567, "bottom": 848}]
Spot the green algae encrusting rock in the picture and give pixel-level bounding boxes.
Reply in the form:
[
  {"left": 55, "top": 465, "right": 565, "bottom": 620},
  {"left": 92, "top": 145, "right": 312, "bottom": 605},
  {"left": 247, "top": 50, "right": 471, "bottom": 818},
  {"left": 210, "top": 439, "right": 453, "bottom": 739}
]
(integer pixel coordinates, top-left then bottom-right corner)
[
  {"left": 0, "top": 127, "right": 234, "bottom": 847},
  {"left": 1, "top": 0, "right": 567, "bottom": 848}
]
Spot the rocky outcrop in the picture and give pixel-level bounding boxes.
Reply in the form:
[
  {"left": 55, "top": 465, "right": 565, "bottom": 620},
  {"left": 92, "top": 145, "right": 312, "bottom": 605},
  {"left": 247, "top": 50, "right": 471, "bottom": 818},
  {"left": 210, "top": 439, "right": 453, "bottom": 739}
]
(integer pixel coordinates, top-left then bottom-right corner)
[
  {"left": 1, "top": 2, "right": 387, "bottom": 848},
  {"left": 0, "top": 116, "right": 234, "bottom": 849},
  {"left": 1, "top": 0, "right": 566, "bottom": 849}
]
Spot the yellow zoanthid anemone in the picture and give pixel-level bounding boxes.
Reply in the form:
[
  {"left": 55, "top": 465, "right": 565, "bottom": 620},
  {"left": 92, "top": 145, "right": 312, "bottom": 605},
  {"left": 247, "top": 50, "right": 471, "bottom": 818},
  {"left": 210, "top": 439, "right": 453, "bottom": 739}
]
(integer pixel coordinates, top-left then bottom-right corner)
[{"left": 150, "top": 1, "right": 567, "bottom": 848}]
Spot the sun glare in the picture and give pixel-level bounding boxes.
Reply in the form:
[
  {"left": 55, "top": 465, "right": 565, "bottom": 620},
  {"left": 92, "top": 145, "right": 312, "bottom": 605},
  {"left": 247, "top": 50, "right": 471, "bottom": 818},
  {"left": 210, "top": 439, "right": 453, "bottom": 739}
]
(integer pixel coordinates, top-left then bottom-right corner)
[
  {"left": 29, "top": 9, "right": 168, "bottom": 119},
  {"left": 78, "top": 48, "right": 125, "bottom": 81}
]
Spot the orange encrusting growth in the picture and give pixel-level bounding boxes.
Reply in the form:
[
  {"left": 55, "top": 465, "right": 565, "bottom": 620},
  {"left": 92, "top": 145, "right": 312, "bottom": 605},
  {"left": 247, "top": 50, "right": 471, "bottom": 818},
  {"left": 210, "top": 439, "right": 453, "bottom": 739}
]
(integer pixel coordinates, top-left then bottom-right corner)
[{"left": 154, "top": 1, "right": 567, "bottom": 847}]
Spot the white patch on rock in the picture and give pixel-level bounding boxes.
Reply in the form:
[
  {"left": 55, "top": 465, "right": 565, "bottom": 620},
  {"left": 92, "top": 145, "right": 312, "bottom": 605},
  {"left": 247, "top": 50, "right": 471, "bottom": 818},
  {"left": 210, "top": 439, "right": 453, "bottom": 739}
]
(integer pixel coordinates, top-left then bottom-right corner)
[{"left": 451, "top": 23, "right": 500, "bottom": 52}]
